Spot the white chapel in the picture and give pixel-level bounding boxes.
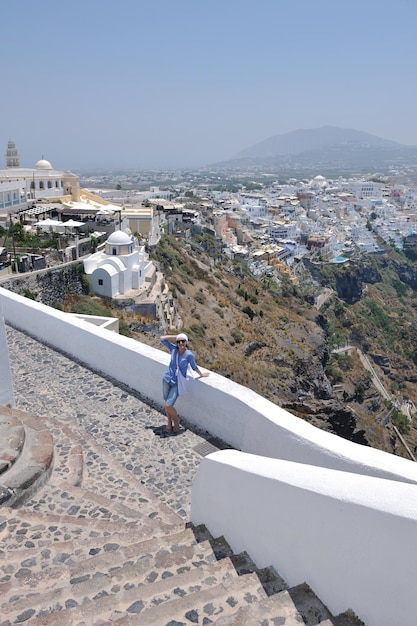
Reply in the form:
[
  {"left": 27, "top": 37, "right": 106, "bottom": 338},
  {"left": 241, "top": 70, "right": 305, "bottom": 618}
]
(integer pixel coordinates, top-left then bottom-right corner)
[{"left": 83, "top": 230, "right": 154, "bottom": 299}]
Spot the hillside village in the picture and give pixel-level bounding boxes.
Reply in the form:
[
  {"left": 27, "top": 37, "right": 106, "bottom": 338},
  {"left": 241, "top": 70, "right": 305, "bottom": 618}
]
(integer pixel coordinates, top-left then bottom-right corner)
[
  {"left": 76, "top": 165, "right": 417, "bottom": 285},
  {"left": 3, "top": 137, "right": 417, "bottom": 281}
]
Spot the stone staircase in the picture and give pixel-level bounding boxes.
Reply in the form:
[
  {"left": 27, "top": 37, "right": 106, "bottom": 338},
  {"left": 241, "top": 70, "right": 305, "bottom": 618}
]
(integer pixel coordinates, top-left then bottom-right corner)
[{"left": 0, "top": 405, "right": 365, "bottom": 626}]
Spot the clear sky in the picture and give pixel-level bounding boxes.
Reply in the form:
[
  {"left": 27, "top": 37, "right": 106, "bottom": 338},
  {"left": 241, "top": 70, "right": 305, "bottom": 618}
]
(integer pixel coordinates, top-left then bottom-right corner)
[{"left": 2, "top": 0, "right": 417, "bottom": 170}]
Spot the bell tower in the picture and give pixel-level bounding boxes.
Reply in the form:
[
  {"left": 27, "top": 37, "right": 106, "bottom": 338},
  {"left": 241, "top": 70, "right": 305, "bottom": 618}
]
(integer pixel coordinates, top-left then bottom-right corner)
[{"left": 6, "top": 139, "right": 20, "bottom": 168}]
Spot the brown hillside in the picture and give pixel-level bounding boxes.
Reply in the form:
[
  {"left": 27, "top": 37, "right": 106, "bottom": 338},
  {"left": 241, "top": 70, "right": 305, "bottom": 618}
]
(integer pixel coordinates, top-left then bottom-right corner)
[{"left": 147, "top": 235, "right": 404, "bottom": 455}]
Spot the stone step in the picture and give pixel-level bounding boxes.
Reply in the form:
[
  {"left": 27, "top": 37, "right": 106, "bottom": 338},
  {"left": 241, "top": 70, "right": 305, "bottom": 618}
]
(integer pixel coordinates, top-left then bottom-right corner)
[
  {"left": 288, "top": 582, "right": 333, "bottom": 624},
  {"left": 228, "top": 552, "right": 288, "bottom": 596},
  {"left": 0, "top": 409, "right": 54, "bottom": 507},
  {"left": 18, "top": 570, "right": 267, "bottom": 626},
  {"left": 39, "top": 419, "right": 183, "bottom": 526},
  {"left": 4, "top": 552, "right": 239, "bottom": 625},
  {"left": 0, "top": 410, "right": 25, "bottom": 476},
  {"left": 24, "top": 480, "right": 169, "bottom": 525},
  {"left": 0, "top": 519, "right": 182, "bottom": 579},
  {"left": 187, "top": 524, "right": 289, "bottom": 597},
  {"left": 0, "top": 507, "right": 180, "bottom": 559},
  {"left": 114, "top": 571, "right": 268, "bottom": 626},
  {"left": 332, "top": 611, "right": 366, "bottom": 626},
  {"left": 310, "top": 616, "right": 365, "bottom": 626},
  {"left": 43, "top": 422, "right": 84, "bottom": 487},
  {"left": 0, "top": 529, "right": 217, "bottom": 612},
  {"left": 211, "top": 589, "right": 307, "bottom": 625},
  {"left": 79, "top": 413, "right": 199, "bottom": 521}
]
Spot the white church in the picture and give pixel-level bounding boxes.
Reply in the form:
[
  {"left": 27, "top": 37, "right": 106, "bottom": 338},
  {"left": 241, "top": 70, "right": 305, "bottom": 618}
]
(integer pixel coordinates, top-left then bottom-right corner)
[
  {"left": 83, "top": 230, "right": 154, "bottom": 299},
  {"left": 0, "top": 139, "right": 80, "bottom": 214}
]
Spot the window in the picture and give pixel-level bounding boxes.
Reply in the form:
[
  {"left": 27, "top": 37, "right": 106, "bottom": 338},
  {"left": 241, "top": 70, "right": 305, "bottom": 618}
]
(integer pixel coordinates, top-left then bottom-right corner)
[
  {"left": 48, "top": 181, "right": 52, "bottom": 189},
  {"left": 98, "top": 279, "right": 103, "bottom": 286},
  {"left": 39, "top": 181, "right": 44, "bottom": 189}
]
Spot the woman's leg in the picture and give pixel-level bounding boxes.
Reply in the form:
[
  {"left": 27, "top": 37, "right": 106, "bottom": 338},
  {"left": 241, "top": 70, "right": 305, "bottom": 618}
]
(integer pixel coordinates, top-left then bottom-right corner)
[
  {"left": 163, "top": 381, "right": 179, "bottom": 431},
  {"left": 165, "top": 403, "right": 179, "bottom": 431}
]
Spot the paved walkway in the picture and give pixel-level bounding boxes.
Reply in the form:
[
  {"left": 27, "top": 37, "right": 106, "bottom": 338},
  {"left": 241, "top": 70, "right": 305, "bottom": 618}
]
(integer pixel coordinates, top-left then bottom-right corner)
[
  {"left": 1, "top": 326, "right": 365, "bottom": 625},
  {"left": 6, "top": 325, "right": 215, "bottom": 520}
]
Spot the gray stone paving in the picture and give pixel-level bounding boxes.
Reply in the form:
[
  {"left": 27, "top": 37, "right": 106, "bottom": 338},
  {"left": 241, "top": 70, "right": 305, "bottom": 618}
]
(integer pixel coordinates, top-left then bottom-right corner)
[{"left": 6, "top": 325, "right": 210, "bottom": 520}]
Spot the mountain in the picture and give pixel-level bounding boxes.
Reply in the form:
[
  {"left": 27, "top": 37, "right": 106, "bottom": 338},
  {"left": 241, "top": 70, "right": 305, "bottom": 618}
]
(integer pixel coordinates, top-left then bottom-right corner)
[
  {"left": 234, "top": 126, "right": 400, "bottom": 158},
  {"left": 226, "top": 126, "right": 417, "bottom": 170}
]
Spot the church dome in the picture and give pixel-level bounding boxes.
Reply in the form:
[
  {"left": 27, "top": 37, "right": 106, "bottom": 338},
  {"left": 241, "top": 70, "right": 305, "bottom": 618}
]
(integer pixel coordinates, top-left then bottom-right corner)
[
  {"left": 107, "top": 230, "right": 132, "bottom": 245},
  {"left": 35, "top": 159, "right": 53, "bottom": 170}
]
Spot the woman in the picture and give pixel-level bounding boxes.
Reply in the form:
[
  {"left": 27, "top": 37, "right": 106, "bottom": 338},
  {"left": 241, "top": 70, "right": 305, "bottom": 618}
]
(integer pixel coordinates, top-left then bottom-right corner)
[{"left": 160, "top": 333, "right": 209, "bottom": 433}]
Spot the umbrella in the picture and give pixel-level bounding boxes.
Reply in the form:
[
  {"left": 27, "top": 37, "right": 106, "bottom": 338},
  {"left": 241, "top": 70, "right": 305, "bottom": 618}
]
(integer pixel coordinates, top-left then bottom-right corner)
[
  {"left": 35, "top": 219, "right": 65, "bottom": 232},
  {"left": 62, "top": 220, "right": 85, "bottom": 228}
]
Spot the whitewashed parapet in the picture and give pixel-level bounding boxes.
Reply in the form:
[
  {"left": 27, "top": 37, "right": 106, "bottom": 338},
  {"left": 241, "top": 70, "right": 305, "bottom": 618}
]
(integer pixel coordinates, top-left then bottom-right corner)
[
  {"left": 191, "top": 450, "right": 417, "bottom": 626},
  {"left": 2, "top": 286, "right": 417, "bottom": 486},
  {"left": 0, "top": 297, "right": 15, "bottom": 407}
]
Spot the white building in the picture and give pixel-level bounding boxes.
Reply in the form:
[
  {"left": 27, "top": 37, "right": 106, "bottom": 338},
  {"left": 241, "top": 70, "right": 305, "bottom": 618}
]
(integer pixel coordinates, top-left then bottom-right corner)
[
  {"left": 0, "top": 140, "right": 80, "bottom": 214},
  {"left": 83, "top": 230, "right": 153, "bottom": 298},
  {"left": 239, "top": 194, "right": 267, "bottom": 219},
  {"left": 348, "top": 180, "right": 383, "bottom": 200}
]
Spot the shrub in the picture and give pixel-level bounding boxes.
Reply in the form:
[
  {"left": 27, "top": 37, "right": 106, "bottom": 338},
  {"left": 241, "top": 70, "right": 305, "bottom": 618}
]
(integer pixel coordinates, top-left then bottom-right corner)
[
  {"left": 70, "top": 297, "right": 113, "bottom": 317},
  {"left": 231, "top": 328, "right": 243, "bottom": 343},
  {"left": 81, "top": 274, "right": 91, "bottom": 294},
  {"left": 194, "top": 291, "right": 206, "bottom": 304},
  {"left": 170, "top": 278, "right": 185, "bottom": 294},
  {"left": 242, "top": 306, "right": 255, "bottom": 320},
  {"left": 354, "top": 383, "right": 366, "bottom": 403},
  {"left": 333, "top": 353, "right": 354, "bottom": 371},
  {"left": 325, "top": 362, "right": 343, "bottom": 383},
  {"left": 22, "top": 289, "right": 38, "bottom": 301},
  {"left": 189, "top": 323, "right": 206, "bottom": 340},
  {"left": 119, "top": 320, "right": 132, "bottom": 337},
  {"left": 391, "top": 279, "right": 407, "bottom": 298},
  {"left": 391, "top": 409, "right": 410, "bottom": 434}
]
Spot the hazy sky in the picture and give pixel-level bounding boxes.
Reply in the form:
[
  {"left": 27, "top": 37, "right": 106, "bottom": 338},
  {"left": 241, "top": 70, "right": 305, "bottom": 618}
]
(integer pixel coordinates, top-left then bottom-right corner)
[{"left": 2, "top": 0, "right": 417, "bottom": 170}]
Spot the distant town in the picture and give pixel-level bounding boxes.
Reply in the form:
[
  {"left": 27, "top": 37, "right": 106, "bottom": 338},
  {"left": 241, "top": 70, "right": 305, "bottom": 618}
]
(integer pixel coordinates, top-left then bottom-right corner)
[
  {"left": 79, "top": 164, "right": 417, "bottom": 270},
  {"left": 2, "top": 138, "right": 417, "bottom": 286}
]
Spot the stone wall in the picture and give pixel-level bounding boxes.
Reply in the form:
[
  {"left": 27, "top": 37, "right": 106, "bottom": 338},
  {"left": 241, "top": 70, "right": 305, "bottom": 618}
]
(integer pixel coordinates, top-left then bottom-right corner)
[{"left": 0, "top": 263, "right": 88, "bottom": 307}]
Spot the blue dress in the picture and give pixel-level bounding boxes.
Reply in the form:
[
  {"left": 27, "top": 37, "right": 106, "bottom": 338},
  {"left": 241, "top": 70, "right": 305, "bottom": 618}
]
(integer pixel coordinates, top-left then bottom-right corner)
[{"left": 161, "top": 339, "right": 198, "bottom": 384}]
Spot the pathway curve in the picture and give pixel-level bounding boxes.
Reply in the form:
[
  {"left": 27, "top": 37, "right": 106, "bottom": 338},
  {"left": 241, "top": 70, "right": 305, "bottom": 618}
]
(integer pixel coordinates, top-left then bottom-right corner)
[{"left": 6, "top": 325, "right": 212, "bottom": 519}]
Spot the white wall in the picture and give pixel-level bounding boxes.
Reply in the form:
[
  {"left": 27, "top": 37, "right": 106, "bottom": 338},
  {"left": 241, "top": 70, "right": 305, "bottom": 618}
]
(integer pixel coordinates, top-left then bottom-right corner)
[
  {"left": 0, "top": 287, "right": 168, "bottom": 406},
  {"left": 3, "top": 286, "right": 417, "bottom": 625},
  {"left": 2, "top": 287, "right": 417, "bottom": 486},
  {"left": 69, "top": 314, "right": 119, "bottom": 333},
  {"left": 0, "top": 298, "right": 15, "bottom": 407},
  {"left": 191, "top": 450, "right": 417, "bottom": 626}
]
